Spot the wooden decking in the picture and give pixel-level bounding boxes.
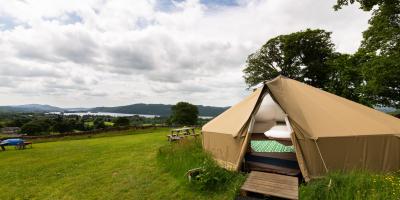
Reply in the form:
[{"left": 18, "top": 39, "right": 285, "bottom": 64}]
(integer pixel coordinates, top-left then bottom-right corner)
[{"left": 241, "top": 171, "right": 298, "bottom": 200}]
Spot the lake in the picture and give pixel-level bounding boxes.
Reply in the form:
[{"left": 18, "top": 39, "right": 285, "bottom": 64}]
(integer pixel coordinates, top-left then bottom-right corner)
[
  {"left": 48, "top": 112, "right": 214, "bottom": 119},
  {"left": 48, "top": 112, "right": 159, "bottom": 118}
]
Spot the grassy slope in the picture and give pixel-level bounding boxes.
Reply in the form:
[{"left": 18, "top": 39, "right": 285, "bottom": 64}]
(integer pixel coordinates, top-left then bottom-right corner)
[{"left": 0, "top": 128, "right": 239, "bottom": 200}]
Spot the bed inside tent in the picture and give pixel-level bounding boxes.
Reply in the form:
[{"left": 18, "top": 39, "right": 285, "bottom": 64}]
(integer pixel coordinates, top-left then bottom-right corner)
[{"left": 244, "top": 93, "right": 301, "bottom": 176}]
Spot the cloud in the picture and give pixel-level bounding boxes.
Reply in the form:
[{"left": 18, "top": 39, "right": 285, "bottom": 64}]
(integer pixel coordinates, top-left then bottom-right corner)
[
  {"left": 0, "top": 0, "right": 371, "bottom": 107},
  {"left": 83, "top": 91, "right": 108, "bottom": 97}
]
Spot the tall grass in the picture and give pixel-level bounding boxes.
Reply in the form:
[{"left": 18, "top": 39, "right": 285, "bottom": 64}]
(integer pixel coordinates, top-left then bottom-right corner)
[
  {"left": 157, "top": 138, "right": 246, "bottom": 193},
  {"left": 300, "top": 170, "right": 400, "bottom": 200}
]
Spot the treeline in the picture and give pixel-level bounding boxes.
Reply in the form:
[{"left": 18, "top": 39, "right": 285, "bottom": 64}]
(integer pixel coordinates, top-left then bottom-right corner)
[
  {"left": 0, "top": 112, "right": 211, "bottom": 136},
  {"left": 244, "top": 0, "right": 400, "bottom": 109}
]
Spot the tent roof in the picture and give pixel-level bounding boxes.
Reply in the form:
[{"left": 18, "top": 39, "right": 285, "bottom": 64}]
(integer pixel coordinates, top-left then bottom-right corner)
[
  {"left": 266, "top": 76, "right": 400, "bottom": 139},
  {"left": 202, "top": 86, "right": 264, "bottom": 137}
]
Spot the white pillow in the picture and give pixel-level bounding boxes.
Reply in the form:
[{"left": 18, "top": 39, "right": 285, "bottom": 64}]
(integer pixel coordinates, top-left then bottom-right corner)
[{"left": 264, "top": 125, "right": 291, "bottom": 139}]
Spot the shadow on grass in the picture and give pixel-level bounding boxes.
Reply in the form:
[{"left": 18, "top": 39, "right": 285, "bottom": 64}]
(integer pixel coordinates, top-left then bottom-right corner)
[{"left": 157, "top": 138, "right": 246, "bottom": 196}]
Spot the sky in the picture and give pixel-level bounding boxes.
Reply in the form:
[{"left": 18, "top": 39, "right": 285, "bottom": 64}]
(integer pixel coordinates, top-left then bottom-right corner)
[{"left": 0, "top": 0, "right": 371, "bottom": 108}]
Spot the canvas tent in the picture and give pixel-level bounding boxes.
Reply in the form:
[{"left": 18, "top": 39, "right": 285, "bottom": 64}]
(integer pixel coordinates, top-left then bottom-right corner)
[{"left": 202, "top": 76, "right": 400, "bottom": 181}]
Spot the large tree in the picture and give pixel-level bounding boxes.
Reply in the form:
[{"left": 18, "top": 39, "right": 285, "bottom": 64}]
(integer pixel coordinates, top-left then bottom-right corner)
[
  {"left": 113, "top": 117, "right": 130, "bottom": 127},
  {"left": 170, "top": 102, "right": 199, "bottom": 126},
  {"left": 335, "top": 0, "right": 400, "bottom": 108},
  {"left": 243, "top": 29, "right": 335, "bottom": 88},
  {"left": 21, "top": 119, "right": 51, "bottom": 135}
]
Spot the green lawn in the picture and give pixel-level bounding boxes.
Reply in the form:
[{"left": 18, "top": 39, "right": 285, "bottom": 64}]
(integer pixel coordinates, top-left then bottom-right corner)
[{"left": 0, "top": 128, "right": 241, "bottom": 200}]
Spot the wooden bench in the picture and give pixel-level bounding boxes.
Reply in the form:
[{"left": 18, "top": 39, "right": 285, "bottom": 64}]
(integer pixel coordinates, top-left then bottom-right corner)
[
  {"left": 241, "top": 171, "right": 298, "bottom": 199},
  {"left": 167, "top": 135, "right": 182, "bottom": 142},
  {"left": 170, "top": 127, "right": 195, "bottom": 135}
]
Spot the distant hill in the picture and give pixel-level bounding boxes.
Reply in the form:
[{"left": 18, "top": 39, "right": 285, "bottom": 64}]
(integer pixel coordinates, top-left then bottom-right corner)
[
  {"left": 0, "top": 104, "right": 64, "bottom": 113},
  {"left": 0, "top": 103, "right": 228, "bottom": 117},
  {"left": 89, "top": 104, "right": 228, "bottom": 117}
]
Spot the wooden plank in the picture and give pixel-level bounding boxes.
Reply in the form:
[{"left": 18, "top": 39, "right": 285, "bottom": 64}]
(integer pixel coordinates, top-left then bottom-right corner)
[
  {"left": 246, "top": 161, "right": 301, "bottom": 176},
  {"left": 247, "top": 152, "right": 298, "bottom": 161},
  {"left": 242, "top": 172, "right": 298, "bottom": 199},
  {"left": 241, "top": 171, "right": 298, "bottom": 200}
]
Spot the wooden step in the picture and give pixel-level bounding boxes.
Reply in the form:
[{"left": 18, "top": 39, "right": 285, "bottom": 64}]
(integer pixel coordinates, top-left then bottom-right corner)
[
  {"left": 241, "top": 171, "right": 298, "bottom": 200},
  {"left": 246, "top": 161, "right": 300, "bottom": 176},
  {"left": 247, "top": 152, "right": 297, "bottom": 161}
]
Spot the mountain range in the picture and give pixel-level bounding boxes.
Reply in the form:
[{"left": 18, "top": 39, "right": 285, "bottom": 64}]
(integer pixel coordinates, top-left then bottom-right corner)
[{"left": 0, "top": 103, "right": 228, "bottom": 117}]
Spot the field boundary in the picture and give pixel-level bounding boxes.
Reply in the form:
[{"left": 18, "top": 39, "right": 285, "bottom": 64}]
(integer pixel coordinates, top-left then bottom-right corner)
[{"left": 1, "top": 125, "right": 169, "bottom": 140}]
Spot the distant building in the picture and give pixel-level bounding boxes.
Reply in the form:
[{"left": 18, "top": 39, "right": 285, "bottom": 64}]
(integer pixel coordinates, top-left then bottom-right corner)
[{"left": 1, "top": 127, "right": 21, "bottom": 134}]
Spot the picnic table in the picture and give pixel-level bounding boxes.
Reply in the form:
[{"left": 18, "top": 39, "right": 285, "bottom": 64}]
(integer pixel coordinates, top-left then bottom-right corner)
[
  {"left": 0, "top": 139, "right": 32, "bottom": 151},
  {"left": 167, "top": 127, "right": 199, "bottom": 142}
]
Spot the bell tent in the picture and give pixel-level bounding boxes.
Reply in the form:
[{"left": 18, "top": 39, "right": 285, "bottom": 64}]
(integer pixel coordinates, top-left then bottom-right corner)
[{"left": 202, "top": 76, "right": 400, "bottom": 181}]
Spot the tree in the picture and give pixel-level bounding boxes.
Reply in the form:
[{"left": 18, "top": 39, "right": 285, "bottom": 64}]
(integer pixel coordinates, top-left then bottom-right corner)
[
  {"left": 113, "top": 117, "right": 130, "bottom": 127},
  {"left": 170, "top": 102, "right": 199, "bottom": 126},
  {"left": 6, "top": 117, "right": 31, "bottom": 127},
  {"left": 334, "top": 0, "right": 400, "bottom": 108},
  {"left": 51, "top": 119, "right": 75, "bottom": 133},
  {"left": 325, "top": 54, "right": 364, "bottom": 102},
  {"left": 21, "top": 120, "right": 51, "bottom": 135},
  {"left": 360, "top": 54, "right": 400, "bottom": 107},
  {"left": 243, "top": 29, "right": 335, "bottom": 88},
  {"left": 93, "top": 118, "right": 106, "bottom": 129}
]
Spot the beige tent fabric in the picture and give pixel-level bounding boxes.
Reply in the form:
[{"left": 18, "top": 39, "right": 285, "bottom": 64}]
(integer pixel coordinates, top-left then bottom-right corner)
[
  {"left": 203, "top": 75, "right": 400, "bottom": 180},
  {"left": 266, "top": 76, "right": 400, "bottom": 139},
  {"left": 202, "top": 130, "right": 248, "bottom": 170},
  {"left": 203, "top": 86, "right": 264, "bottom": 137},
  {"left": 293, "top": 135, "right": 400, "bottom": 179},
  {"left": 202, "top": 86, "right": 264, "bottom": 170},
  {"left": 267, "top": 76, "right": 400, "bottom": 179}
]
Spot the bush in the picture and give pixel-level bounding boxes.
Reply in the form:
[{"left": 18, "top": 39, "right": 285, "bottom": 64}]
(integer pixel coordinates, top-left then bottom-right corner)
[{"left": 157, "top": 138, "right": 245, "bottom": 192}]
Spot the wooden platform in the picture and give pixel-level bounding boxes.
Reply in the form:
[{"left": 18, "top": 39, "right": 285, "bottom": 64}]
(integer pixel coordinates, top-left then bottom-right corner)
[
  {"left": 241, "top": 171, "right": 298, "bottom": 200},
  {"left": 245, "top": 152, "right": 301, "bottom": 176}
]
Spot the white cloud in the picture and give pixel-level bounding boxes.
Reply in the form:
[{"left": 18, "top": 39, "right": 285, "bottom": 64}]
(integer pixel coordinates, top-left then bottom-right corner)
[{"left": 0, "top": 0, "right": 370, "bottom": 107}]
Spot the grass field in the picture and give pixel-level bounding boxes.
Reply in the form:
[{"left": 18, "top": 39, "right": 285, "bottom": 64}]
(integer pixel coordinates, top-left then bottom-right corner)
[
  {"left": 2, "top": 127, "right": 398, "bottom": 200},
  {"left": 0, "top": 128, "right": 242, "bottom": 200}
]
